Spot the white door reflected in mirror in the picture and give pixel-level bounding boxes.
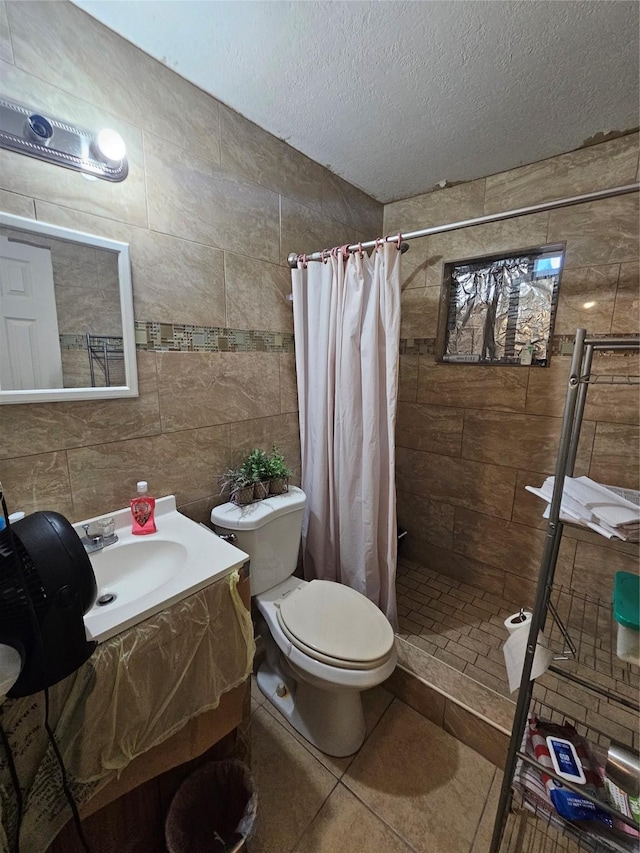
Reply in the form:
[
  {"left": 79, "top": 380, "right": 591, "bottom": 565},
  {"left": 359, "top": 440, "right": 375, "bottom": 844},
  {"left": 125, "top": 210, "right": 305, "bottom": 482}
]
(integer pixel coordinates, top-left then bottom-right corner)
[{"left": 0, "top": 236, "right": 63, "bottom": 391}]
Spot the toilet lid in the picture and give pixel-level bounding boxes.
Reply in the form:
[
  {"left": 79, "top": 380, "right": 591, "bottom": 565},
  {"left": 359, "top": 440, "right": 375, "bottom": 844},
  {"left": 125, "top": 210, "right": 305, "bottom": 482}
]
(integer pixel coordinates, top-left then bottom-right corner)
[{"left": 277, "top": 580, "right": 394, "bottom": 667}]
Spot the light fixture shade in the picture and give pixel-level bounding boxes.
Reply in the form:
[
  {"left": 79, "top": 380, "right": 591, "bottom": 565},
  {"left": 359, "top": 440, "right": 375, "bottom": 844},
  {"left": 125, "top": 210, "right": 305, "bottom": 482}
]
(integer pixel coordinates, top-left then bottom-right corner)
[
  {"left": 95, "top": 128, "right": 127, "bottom": 164},
  {"left": 0, "top": 95, "right": 128, "bottom": 182}
]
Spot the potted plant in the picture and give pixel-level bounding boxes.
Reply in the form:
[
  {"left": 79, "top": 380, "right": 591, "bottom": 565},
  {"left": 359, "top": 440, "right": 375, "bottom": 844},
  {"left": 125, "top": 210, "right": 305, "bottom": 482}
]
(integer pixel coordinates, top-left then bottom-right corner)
[
  {"left": 243, "top": 448, "right": 271, "bottom": 500},
  {"left": 267, "top": 445, "right": 291, "bottom": 495},
  {"left": 219, "top": 467, "right": 255, "bottom": 507}
]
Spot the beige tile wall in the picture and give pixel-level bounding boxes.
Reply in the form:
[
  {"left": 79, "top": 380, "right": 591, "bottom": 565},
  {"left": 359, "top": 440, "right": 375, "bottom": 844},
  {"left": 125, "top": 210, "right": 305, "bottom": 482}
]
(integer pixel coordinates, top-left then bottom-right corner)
[
  {"left": 0, "top": 0, "right": 382, "bottom": 523},
  {"left": 385, "top": 133, "right": 640, "bottom": 603}
]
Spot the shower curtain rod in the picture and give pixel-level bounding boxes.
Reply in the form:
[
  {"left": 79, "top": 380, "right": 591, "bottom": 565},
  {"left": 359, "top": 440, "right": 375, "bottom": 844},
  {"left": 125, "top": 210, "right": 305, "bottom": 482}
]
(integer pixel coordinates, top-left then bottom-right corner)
[{"left": 287, "top": 182, "right": 639, "bottom": 268}]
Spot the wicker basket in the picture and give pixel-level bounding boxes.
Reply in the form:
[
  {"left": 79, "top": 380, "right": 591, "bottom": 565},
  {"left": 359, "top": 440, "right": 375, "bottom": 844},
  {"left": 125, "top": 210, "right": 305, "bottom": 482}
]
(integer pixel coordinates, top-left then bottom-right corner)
[
  {"left": 269, "top": 477, "right": 289, "bottom": 496},
  {"left": 231, "top": 485, "right": 254, "bottom": 506},
  {"left": 253, "top": 481, "right": 270, "bottom": 501}
]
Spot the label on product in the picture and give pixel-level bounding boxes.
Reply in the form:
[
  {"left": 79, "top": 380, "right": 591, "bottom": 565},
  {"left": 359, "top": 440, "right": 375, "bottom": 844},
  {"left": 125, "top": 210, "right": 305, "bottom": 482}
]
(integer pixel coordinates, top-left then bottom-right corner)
[
  {"left": 546, "top": 736, "right": 587, "bottom": 784},
  {"left": 132, "top": 498, "right": 152, "bottom": 526}
]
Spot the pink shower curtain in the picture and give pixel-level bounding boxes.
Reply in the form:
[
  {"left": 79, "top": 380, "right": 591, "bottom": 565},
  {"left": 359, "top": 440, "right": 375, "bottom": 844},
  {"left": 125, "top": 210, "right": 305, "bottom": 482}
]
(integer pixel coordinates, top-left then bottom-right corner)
[{"left": 291, "top": 243, "right": 401, "bottom": 628}]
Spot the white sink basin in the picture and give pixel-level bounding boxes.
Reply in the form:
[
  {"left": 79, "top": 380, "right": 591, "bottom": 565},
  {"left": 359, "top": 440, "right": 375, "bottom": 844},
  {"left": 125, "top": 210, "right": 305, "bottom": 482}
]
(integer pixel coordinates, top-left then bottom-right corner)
[
  {"left": 75, "top": 496, "right": 249, "bottom": 644},
  {"left": 89, "top": 539, "right": 189, "bottom": 601}
]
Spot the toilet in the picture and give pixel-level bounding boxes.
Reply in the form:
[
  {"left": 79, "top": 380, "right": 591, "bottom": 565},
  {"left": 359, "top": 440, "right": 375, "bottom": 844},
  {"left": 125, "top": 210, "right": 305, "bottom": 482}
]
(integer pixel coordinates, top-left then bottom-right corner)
[{"left": 210, "top": 487, "right": 397, "bottom": 757}]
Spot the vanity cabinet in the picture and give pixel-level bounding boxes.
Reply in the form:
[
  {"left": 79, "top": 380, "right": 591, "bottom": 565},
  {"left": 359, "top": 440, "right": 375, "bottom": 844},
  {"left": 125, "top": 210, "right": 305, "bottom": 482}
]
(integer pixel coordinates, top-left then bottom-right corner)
[
  {"left": 48, "top": 681, "right": 250, "bottom": 853},
  {"left": 3, "top": 567, "right": 253, "bottom": 853},
  {"left": 490, "top": 329, "right": 640, "bottom": 852}
]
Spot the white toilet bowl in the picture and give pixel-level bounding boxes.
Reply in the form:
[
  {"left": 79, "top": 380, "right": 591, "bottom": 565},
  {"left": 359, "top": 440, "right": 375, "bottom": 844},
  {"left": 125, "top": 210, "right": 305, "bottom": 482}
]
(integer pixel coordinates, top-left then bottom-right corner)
[
  {"left": 210, "top": 488, "right": 397, "bottom": 757},
  {"left": 254, "top": 575, "right": 397, "bottom": 756}
]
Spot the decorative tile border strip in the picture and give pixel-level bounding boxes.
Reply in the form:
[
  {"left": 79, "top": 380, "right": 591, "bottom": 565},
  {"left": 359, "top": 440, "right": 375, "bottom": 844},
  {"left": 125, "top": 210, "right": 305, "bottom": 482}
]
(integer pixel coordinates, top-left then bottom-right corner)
[
  {"left": 400, "top": 334, "right": 640, "bottom": 359},
  {"left": 399, "top": 338, "right": 436, "bottom": 356},
  {"left": 133, "top": 321, "right": 295, "bottom": 354},
  {"left": 59, "top": 334, "right": 89, "bottom": 350},
  {"left": 64, "top": 328, "right": 636, "bottom": 358},
  {"left": 59, "top": 334, "right": 125, "bottom": 351},
  {"left": 551, "top": 332, "right": 639, "bottom": 358}
]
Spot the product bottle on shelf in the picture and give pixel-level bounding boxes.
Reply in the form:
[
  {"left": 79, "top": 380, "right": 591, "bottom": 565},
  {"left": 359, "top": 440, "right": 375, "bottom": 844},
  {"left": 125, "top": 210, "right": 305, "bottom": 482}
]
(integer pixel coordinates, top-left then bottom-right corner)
[{"left": 130, "top": 481, "right": 157, "bottom": 535}]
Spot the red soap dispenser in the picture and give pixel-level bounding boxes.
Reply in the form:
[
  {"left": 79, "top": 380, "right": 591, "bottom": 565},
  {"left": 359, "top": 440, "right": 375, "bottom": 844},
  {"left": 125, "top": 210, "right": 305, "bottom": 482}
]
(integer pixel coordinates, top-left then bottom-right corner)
[{"left": 130, "top": 481, "right": 157, "bottom": 535}]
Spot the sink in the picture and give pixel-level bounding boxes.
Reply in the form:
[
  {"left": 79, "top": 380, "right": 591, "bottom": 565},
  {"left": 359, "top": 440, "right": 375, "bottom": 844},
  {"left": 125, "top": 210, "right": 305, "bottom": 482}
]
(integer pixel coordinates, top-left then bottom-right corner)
[
  {"left": 75, "top": 496, "right": 249, "bottom": 644},
  {"left": 89, "top": 539, "right": 189, "bottom": 603}
]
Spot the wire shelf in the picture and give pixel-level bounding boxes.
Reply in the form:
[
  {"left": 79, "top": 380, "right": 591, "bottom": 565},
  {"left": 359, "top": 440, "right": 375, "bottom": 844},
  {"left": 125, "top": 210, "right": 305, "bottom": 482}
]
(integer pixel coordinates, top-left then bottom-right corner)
[
  {"left": 580, "top": 375, "right": 640, "bottom": 386},
  {"left": 500, "top": 699, "right": 639, "bottom": 853},
  {"left": 86, "top": 333, "right": 125, "bottom": 387},
  {"left": 490, "top": 332, "right": 640, "bottom": 853},
  {"left": 503, "top": 791, "right": 639, "bottom": 853},
  {"left": 544, "top": 587, "right": 640, "bottom": 713}
]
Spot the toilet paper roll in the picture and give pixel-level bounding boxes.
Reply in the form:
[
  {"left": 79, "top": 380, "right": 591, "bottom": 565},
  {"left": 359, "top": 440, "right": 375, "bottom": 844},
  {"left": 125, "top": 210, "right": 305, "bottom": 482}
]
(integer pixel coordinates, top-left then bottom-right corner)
[
  {"left": 504, "top": 610, "right": 533, "bottom": 636},
  {"left": 503, "top": 623, "right": 553, "bottom": 693}
]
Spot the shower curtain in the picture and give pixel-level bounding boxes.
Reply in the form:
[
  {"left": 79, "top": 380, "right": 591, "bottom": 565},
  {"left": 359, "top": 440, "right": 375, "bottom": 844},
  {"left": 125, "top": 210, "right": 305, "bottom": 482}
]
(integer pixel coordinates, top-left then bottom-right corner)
[{"left": 291, "top": 243, "right": 401, "bottom": 628}]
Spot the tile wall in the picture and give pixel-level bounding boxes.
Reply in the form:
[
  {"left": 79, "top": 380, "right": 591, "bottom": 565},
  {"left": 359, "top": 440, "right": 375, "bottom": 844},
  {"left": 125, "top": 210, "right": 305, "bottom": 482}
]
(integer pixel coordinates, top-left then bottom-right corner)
[
  {"left": 0, "top": 1, "right": 637, "bottom": 605},
  {"left": 0, "top": 0, "right": 382, "bottom": 523},
  {"left": 385, "top": 133, "right": 640, "bottom": 604}
]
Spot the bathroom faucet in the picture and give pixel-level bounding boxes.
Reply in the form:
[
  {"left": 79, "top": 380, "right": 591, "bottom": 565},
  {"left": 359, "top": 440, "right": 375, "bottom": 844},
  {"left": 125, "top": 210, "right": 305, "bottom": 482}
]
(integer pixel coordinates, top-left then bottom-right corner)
[
  {"left": 80, "top": 525, "right": 103, "bottom": 553},
  {"left": 80, "top": 520, "right": 118, "bottom": 554}
]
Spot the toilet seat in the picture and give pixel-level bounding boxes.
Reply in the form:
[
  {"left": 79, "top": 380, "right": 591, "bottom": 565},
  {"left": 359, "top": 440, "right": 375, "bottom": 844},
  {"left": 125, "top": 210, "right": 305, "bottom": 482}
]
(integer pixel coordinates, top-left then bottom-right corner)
[{"left": 276, "top": 579, "right": 394, "bottom": 671}]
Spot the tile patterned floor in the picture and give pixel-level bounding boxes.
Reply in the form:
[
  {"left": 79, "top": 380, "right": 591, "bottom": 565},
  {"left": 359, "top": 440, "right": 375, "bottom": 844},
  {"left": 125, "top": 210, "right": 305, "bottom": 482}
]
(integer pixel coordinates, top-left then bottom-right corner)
[
  {"left": 248, "top": 678, "right": 501, "bottom": 853},
  {"left": 396, "top": 557, "right": 516, "bottom": 697},
  {"left": 247, "top": 560, "right": 638, "bottom": 851},
  {"left": 396, "top": 557, "right": 639, "bottom": 754}
]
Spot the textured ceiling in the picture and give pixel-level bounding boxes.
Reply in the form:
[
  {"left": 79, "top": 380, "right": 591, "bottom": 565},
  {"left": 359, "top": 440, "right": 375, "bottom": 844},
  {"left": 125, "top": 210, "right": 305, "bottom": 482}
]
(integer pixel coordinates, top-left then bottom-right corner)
[{"left": 73, "top": 0, "right": 639, "bottom": 203}]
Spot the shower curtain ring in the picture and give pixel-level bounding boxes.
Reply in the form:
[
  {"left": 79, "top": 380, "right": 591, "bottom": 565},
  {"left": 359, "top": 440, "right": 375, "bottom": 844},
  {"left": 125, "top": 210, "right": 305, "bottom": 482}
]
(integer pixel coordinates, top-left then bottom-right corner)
[
  {"left": 300, "top": 254, "right": 308, "bottom": 269},
  {"left": 321, "top": 249, "right": 327, "bottom": 264},
  {"left": 396, "top": 233, "right": 403, "bottom": 249},
  {"left": 358, "top": 242, "right": 364, "bottom": 258},
  {"left": 340, "top": 244, "right": 350, "bottom": 261}
]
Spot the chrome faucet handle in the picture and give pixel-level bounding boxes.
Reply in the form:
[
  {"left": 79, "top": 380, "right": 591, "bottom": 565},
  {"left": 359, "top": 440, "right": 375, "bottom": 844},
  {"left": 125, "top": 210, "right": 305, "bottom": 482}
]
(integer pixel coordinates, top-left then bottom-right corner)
[
  {"left": 97, "top": 517, "right": 118, "bottom": 546},
  {"left": 81, "top": 524, "right": 101, "bottom": 543},
  {"left": 81, "top": 524, "right": 103, "bottom": 553}
]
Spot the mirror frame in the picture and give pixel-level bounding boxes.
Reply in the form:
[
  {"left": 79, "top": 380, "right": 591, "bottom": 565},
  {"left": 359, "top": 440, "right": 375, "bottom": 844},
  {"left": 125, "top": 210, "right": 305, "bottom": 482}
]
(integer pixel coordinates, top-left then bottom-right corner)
[{"left": 0, "top": 212, "right": 138, "bottom": 404}]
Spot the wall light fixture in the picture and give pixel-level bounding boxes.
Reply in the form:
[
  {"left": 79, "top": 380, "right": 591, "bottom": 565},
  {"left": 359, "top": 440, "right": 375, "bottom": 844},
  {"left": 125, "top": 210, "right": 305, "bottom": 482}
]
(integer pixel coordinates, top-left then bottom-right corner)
[{"left": 0, "top": 95, "right": 128, "bottom": 182}]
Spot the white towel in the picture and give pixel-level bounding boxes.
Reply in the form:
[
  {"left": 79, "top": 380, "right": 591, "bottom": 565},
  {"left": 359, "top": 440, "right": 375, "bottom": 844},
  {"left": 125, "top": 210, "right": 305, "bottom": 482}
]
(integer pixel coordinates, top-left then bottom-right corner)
[
  {"left": 525, "top": 476, "right": 640, "bottom": 541},
  {"left": 564, "top": 477, "right": 640, "bottom": 528}
]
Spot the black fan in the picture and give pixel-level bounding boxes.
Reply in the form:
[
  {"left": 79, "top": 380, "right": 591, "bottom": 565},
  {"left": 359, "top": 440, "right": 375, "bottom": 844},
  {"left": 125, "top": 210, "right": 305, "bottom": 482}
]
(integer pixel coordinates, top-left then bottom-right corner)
[{"left": 0, "top": 511, "right": 97, "bottom": 698}]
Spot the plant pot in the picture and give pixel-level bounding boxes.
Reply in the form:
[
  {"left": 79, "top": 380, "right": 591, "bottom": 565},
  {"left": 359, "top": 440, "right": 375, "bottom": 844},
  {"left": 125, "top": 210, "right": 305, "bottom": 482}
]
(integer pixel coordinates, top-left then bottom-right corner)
[
  {"left": 269, "top": 477, "right": 289, "bottom": 496},
  {"left": 253, "top": 481, "right": 270, "bottom": 501},
  {"left": 231, "top": 485, "right": 254, "bottom": 506}
]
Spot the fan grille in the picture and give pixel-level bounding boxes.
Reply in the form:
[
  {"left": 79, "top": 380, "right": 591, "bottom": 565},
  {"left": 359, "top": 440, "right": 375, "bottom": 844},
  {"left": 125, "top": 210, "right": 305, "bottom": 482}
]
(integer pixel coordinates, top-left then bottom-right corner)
[{"left": 0, "top": 527, "right": 48, "bottom": 631}]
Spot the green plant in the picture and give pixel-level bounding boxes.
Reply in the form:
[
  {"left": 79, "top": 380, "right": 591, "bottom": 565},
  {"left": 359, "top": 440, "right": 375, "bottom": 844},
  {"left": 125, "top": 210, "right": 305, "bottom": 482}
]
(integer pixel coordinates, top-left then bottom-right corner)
[
  {"left": 241, "top": 448, "right": 270, "bottom": 484},
  {"left": 267, "top": 445, "right": 291, "bottom": 479},
  {"left": 218, "top": 466, "right": 252, "bottom": 495}
]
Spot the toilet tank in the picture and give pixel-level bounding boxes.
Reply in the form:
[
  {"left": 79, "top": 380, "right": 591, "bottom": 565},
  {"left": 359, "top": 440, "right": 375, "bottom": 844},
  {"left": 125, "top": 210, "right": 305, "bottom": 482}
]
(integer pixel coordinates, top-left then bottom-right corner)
[{"left": 210, "top": 487, "right": 306, "bottom": 596}]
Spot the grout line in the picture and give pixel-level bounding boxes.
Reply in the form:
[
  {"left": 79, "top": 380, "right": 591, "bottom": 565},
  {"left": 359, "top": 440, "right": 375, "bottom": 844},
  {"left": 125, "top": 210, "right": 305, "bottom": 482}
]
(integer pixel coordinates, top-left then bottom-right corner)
[
  {"left": 222, "top": 250, "right": 228, "bottom": 329},
  {"left": 288, "top": 775, "right": 340, "bottom": 853},
  {"left": 140, "top": 130, "right": 151, "bottom": 230},
  {"left": 336, "top": 780, "right": 420, "bottom": 853},
  {"left": 467, "top": 766, "right": 499, "bottom": 853},
  {"left": 257, "top": 696, "right": 347, "bottom": 780}
]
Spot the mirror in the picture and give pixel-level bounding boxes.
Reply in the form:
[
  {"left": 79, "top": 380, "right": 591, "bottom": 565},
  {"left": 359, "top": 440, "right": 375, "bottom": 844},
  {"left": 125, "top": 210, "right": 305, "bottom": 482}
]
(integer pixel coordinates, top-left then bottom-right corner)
[{"left": 0, "top": 212, "right": 137, "bottom": 404}]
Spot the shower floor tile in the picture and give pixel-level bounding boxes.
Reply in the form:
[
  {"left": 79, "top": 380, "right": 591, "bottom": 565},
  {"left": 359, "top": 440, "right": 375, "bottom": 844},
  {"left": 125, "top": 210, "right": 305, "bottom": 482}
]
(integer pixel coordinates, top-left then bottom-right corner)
[
  {"left": 397, "top": 557, "right": 515, "bottom": 697},
  {"left": 396, "top": 558, "right": 639, "bottom": 754}
]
